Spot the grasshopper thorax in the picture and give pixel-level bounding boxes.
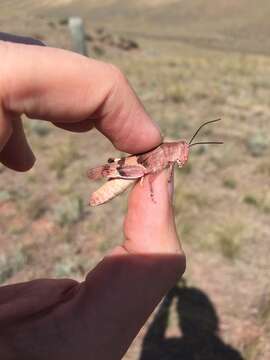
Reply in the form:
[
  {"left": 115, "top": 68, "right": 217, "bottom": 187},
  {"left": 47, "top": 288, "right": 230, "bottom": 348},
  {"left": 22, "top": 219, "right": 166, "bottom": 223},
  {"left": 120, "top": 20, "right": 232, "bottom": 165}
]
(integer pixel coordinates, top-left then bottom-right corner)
[{"left": 162, "top": 140, "right": 189, "bottom": 168}]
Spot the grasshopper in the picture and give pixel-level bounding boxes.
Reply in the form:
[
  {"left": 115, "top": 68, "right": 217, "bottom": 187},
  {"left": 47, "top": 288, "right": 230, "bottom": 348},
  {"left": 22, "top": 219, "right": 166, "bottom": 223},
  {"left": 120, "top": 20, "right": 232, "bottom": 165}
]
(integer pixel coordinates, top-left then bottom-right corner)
[{"left": 88, "top": 119, "right": 223, "bottom": 206}]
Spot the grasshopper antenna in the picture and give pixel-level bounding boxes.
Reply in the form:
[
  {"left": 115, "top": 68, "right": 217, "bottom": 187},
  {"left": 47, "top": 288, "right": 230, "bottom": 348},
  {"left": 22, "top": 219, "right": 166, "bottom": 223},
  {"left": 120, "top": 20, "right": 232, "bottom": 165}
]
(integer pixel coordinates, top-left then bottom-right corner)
[
  {"left": 189, "top": 141, "right": 223, "bottom": 147},
  {"left": 189, "top": 118, "right": 222, "bottom": 145}
]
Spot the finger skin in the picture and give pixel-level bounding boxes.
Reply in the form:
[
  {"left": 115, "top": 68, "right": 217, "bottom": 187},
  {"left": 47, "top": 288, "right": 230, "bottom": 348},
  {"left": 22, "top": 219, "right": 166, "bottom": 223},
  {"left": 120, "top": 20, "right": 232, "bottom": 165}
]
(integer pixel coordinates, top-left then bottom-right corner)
[
  {"left": 122, "top": 169, "right": 182, "bottom": 254},
  {"left": 0, "top": 34, "right": 44, "bottom": 170},
  {"left": 0, "top": 41, "right": 161, "bottom": 172}
]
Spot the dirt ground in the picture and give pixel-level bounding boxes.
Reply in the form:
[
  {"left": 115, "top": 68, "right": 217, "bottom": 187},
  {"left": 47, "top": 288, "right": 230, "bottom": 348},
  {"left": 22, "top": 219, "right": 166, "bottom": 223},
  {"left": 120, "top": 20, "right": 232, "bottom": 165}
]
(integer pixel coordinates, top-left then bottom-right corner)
[{"left": 0, "top": 1, "right": 270, "bottom": 359}]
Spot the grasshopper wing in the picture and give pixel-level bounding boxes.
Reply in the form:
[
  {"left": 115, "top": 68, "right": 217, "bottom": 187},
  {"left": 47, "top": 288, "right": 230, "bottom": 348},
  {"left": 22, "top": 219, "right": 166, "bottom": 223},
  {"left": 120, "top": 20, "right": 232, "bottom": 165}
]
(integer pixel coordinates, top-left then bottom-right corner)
[
  {"left": 90, "top": 178, "right": 135, "bottom": 206},
  {"left": 87, "top": 163, "right": 119, "bottom": 180},
  {"left": 88, "top": 163, "right": 145, "bottom": 180}
]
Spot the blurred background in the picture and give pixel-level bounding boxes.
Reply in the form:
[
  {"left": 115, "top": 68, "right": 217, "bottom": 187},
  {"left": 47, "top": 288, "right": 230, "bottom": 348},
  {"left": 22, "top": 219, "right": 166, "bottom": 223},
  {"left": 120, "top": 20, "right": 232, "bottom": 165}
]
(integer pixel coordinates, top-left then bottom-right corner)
[{"left": 0, "top": 1, "right": 269, "bottom": 359}]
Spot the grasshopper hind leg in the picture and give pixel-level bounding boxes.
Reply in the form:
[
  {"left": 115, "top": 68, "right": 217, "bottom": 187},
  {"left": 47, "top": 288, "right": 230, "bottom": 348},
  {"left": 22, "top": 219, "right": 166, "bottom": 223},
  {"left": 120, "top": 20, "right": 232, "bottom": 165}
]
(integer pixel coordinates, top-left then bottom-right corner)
[
  {"left": 148, "top": 173, "right": 160, "bottom": 204},
  {"left": 168, "top": 163, "right": 175, "bottom": 184}
]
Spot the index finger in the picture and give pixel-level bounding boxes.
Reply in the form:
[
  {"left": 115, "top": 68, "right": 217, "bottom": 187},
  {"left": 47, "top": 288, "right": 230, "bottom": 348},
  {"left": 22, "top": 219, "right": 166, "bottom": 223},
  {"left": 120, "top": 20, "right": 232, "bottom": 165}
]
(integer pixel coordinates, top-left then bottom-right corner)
[{"left": 0, "top": 42, "right": 162, "bottom": 154}]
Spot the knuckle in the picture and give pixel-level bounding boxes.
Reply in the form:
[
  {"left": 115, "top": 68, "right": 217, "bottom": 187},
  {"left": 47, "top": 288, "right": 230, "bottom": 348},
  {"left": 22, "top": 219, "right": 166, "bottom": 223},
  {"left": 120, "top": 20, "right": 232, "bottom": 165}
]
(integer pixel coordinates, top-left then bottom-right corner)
[{"left": 107, "top": 63, "right": 127, "bottom": 87}]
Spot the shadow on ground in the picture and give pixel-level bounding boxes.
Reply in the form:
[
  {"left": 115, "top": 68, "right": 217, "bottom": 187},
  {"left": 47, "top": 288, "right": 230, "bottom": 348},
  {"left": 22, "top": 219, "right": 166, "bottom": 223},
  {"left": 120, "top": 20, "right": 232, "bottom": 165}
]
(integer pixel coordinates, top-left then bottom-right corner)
[{"left": 140, "top": 281, "right": 243, "bottom": 360}]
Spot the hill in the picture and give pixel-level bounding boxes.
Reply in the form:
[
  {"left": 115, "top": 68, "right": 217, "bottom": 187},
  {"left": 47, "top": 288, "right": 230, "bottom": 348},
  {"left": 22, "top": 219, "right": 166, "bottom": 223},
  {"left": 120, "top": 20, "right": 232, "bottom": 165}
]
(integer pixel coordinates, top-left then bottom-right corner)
[{"left": 1, "top": 0, "right": 270, "bottom": 55}]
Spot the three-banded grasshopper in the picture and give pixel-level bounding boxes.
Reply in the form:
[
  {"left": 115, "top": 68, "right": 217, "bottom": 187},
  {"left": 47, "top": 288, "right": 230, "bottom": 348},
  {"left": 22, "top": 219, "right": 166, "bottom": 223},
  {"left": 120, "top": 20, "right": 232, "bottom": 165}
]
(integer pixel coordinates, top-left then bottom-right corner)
[{"left": 88, "top": 119, "right": 223, "bottom": 206}]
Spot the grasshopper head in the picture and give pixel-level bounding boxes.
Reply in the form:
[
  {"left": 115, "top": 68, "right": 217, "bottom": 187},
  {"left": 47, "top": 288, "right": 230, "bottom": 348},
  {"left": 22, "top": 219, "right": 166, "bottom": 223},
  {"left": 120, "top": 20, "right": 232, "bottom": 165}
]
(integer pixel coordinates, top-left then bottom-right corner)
[
  {"left": 175, "top": 119, "right": 223, "bottom": 169},
  {"left": 176, "top": 140, "right": 189, "bottom": 168}
]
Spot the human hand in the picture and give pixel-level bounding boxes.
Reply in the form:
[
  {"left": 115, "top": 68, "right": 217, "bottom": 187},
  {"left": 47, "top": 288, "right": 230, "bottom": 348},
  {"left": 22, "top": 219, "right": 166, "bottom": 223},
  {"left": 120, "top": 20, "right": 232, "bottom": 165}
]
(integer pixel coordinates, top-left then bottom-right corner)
[
  {"left": 0, "top": 38, "right": 161, "bottom": 170},
  {"left": 0, "top": 39, "right": 185, "bottom": 359}
]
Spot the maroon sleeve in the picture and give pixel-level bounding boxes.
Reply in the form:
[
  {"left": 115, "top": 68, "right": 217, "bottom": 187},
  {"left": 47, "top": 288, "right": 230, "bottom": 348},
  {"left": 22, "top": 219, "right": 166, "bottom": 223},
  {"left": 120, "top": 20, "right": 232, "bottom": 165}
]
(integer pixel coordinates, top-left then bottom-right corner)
[{"left": 0, "top": 32, "right": 45, "bottom": 46}]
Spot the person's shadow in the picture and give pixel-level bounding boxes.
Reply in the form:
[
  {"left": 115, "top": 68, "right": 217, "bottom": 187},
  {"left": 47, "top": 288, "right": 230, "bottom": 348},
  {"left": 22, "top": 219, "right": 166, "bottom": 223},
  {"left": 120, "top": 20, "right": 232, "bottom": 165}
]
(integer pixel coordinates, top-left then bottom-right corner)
[{"left": 139, "top": 281, "right": 244, "bottom": 360}]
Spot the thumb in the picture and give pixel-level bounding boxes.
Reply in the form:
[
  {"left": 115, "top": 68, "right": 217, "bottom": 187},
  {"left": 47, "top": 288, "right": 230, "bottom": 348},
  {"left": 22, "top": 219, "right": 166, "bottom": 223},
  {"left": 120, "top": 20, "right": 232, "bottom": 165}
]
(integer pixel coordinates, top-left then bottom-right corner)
[{"left": 122, "top": 169, "right": 184, "bottom": 255}]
